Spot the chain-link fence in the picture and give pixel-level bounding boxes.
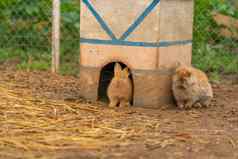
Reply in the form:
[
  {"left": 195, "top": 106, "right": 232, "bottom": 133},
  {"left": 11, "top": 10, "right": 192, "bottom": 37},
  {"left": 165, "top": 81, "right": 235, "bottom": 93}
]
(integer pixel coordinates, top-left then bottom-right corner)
[
  {"left": 0, "top": 0, "right": 237, "bottom": 75},
  {"left": 0, "top": 0, "right": 51, "bottom": 51},
  {"left": 0, "top": 0, "right": 80, "bottom": 74},
  {"left": 0, "top": 0, "right": 52, "bottom": 68}
]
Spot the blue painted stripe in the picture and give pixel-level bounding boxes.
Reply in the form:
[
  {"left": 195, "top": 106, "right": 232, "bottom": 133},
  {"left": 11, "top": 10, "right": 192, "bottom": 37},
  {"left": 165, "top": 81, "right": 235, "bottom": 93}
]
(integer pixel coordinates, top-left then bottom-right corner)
[
  {"left": 80, "top": 38, "right": 192, "bottom": 48},
  {"left": 82, "top": 0, "right": 117, "bottom": 40},
  {"left": 119, "top": 0, "right": 160, "bottom": 40}
]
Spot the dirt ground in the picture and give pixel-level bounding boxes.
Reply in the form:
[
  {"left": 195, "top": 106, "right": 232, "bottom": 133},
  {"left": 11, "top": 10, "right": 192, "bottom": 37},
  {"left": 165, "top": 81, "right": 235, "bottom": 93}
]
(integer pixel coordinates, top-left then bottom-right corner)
[{"left": 0, "top": 63, "right": 238, "bottom": 159}]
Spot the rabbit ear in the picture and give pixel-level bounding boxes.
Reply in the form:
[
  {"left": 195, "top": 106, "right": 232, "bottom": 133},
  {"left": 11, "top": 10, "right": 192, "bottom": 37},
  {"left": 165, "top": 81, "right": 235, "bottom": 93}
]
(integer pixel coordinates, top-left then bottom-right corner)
[
  {"left": 122, "top": 67, "right": 130, "bottom": 78},
  {"left": 175, "top": 61, "right": 181, "bottom": 67},
  {"left": 114, "top": 63, "right": 122, "bottom": 77}
]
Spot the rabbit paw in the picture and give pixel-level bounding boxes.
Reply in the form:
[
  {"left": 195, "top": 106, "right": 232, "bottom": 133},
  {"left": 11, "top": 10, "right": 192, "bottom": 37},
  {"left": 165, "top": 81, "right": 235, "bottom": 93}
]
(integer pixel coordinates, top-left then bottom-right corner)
[
  {"left": 119, "top": 100, "right": 130, "bottom": 108},
  {"left": 184, "top": 101, "right": 194, "bottom": 109},
  {"left": 177, "top": 101, "right": 185, "bottom": 109},
  {"left": 194, "top": 102, "right": 202, "bottom": 108},
  {"left": 109, "top": 99, "right": 118, "bottom": 108}
]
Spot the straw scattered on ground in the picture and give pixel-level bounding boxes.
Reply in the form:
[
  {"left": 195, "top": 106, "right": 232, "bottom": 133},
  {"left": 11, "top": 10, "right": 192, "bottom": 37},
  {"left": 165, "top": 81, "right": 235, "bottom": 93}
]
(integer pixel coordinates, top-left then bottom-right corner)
[{"left": 0, "top": 68, "right": 237, "bottom": 159}]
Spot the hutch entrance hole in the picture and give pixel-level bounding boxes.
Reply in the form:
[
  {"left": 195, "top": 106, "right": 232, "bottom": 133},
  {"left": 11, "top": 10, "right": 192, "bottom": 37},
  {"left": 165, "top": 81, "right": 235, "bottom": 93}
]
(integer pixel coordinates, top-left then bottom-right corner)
[{"left": 98, "top": 62, "right": 134, "bottom": 105}]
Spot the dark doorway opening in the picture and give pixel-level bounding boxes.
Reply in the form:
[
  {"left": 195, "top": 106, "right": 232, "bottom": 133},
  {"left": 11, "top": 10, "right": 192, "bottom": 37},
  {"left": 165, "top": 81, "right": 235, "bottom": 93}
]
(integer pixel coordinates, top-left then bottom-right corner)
[{"left": 98, "top": 62, "right": 134, "bottom": 105}]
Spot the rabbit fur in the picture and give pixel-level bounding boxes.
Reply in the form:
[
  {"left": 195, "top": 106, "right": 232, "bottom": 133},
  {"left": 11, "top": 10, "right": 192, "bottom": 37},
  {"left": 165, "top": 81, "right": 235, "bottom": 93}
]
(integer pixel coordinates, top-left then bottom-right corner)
[
  {"left": 172, "top": 64, "right": 213, "bottom": 109},
  {"left": 107, "top": 63, "right": 132, "bottom": 107}
]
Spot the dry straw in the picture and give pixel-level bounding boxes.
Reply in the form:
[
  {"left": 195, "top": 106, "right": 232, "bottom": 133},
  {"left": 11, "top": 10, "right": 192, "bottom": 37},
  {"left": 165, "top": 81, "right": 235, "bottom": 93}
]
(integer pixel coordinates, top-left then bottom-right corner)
[{"left": 0, "top": 82, "right": 161, "bottom": 158}]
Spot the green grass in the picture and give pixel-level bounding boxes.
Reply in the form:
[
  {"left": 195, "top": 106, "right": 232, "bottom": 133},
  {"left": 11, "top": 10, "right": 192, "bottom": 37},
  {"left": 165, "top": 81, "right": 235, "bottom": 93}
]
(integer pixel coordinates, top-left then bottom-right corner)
[
  {"left": 193, "top": 44, "right": 238, "bottom": 73},
  {"left": 0, "top": 48, "right": 79, "bottom": 76},
  {"left": 0, "top": 48, "right": 51, "bottom": 71},
  {"left": 0, "top": 48, "right": 27, "bottom": 62},
  {"left": 60, "top": 63, "right": 79, "bottom": 76},
  {"left": 17, "top": 61, "right": 50, "bottom": 71},
  {"left": 192, "top": 0, "right": 238, "bottom": 80}
]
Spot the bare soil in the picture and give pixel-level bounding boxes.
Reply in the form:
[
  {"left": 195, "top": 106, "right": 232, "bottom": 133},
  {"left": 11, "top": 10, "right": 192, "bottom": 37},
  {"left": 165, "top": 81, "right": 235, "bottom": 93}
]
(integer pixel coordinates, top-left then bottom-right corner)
[{"left": 0, "top": 64, "right": 238, "bottom": 159}]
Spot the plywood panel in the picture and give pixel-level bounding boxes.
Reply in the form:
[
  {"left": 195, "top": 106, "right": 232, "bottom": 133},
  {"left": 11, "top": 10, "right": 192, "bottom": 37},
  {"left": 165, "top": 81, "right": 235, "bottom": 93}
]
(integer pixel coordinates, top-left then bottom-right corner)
[
  {"left": 90, "top": 0, "right": 152, "bottom": 39},
  {"left": 159, "top": 0, "right": 194, "bottom": 41},
  {"left": 127, "top": 7, "right": 160, "bottom": 42},
  {"left": 80, "top": 43, "right": 158, "bottom": 70},
  {"left": 79, "top": 66, "right": 100, "bottom": 101},
  {"left": 133, "top": 70, "right": 173, "bottom": 107},
  {"left": 158, "top": 44, "right": 192, "bottom": 68},
  {"left": 80, "top": 2, "right": 111, "bottom": 39}
]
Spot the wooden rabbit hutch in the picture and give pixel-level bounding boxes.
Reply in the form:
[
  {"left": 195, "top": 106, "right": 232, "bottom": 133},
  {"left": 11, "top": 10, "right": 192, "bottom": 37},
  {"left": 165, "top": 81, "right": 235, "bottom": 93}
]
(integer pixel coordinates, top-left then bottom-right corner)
[{"left": 79, "top": 0, "right": 194, "bottom": 107}]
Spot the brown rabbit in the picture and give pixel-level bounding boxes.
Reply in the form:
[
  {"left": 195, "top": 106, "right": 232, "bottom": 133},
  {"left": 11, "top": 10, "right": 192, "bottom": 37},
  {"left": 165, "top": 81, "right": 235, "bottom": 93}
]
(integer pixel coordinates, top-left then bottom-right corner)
[
  {"left": 172, "top": 64, "right": 213, "bottom": 109},
  {"left": 107, "top": 63, "right": 132, "bottom": 107}
]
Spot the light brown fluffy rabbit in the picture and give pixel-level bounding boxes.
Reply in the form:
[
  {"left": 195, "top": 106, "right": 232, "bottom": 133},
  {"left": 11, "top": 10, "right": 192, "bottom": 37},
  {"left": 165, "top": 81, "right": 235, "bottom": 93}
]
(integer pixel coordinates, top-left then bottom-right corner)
[
  {"left": 107, "top": 63, "right": 132, "bottom": 107},
  {"left": 172, "top": 64, "right": 213, "bottom": 109}
]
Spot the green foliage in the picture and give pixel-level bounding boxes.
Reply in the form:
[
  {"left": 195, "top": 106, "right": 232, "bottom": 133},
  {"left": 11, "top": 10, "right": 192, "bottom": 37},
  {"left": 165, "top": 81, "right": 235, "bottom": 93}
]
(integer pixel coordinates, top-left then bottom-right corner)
[
  {"left": 0, "top": 0, "right": 51, "bottom": 51},
  {"left": 0, "top": 0, "right": 80, "bottom": 75},
  {"left": 17, "top": 61, "right": 50, "bottom": 71},
  {"left": 209, "top": 71, "right": 221, "bottom": 83},
  {"left": 211, "top": 0, "right": 238, "bottom": 18},
  {"left": 193, "top": 0, "right": 238, "bottom": 78},
  {"left": 0, "top": 48, "right": 51, "bottom": 71},
  {"left": 60, "top": 0, "right": 80, "bottom": 56},
  {"left": 60, "top": 62, "right": 79, "bottom": 76},
  {"left": 0, "top": 48, "right": 27, "bottom": 62},
  {"left": 0, "top": 0, "right": 80, "bottom": 51},
  {"left": 193, "top": 44, "right": 238, "bottom": 73}
]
